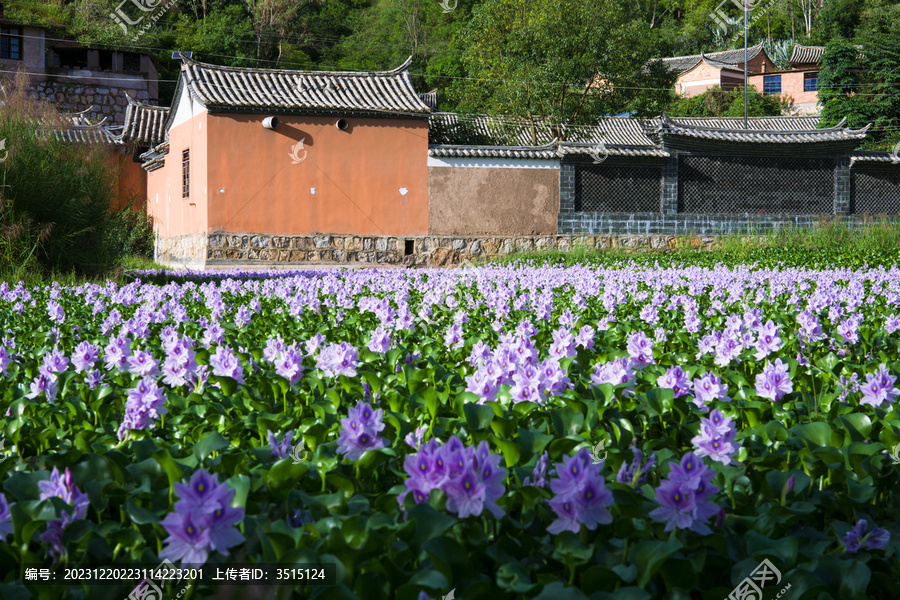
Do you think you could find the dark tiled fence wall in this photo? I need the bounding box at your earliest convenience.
[559,153,897,235]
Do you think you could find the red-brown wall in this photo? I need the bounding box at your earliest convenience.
[145,113,209,239]
[205,114,429,236]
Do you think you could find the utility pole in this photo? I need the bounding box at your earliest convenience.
[744,0,748,128]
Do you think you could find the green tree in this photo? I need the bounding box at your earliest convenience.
[448,0,675,140]
[666,85,791,116]
[817,39,869,129]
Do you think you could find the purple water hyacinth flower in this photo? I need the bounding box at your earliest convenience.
[657,366,691,398]
[42,348,69,374]
[209,345,245,385]
[591,357,636,397]
[404,425,426,450]
[84,369,103,389]
[549,328,577,360]
[467,340,492,367]
[26,373,58,402]
[305,333,326,356]
[201,323,225,349]
[754,320,783,360]
[38,467,90,558]
[443,323,464,350]
[103,335,131,371]
[162,356,191,388]
[46,300,65,323]
[118,376,168,440]
[337,401,386,461]
[0,493,13,540]
[509,373,546,405]
[650,453,719,535]
[691,409,741,466]
[885,314,900,334]
[691,372,731,411]
[575,325,595,349]
[796,310,823,342]
[158,512,213,564]
[523,452,549,488]
[268,430,295,459]
[539,358,571,396]
[367,327,392,353]
[859,364,899,407]
[317,342,359,378]
[755,359,792,401]
[263,335,286,364]
[844,519,891,553]
[617,445,655,488]
[626,331,655,369]
[127,349,160,377]
[0,347,11,375]
[234,306,252,329]
[546,448,613,534]
[71,342,100,373]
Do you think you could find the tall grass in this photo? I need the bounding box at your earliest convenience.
[0,69,154,283]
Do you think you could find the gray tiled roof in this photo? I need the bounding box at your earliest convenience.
[429,114,655,147]
[653,114,870,142]
[698,54,744,72]
[178,55,432,116]
[51,125,122,145]
[655,43,766,74]
[556,142,670,158]
[418,89,438,110]
[646,116,821,130]
[789,45,824,65]
[850,151,900,165]
[429,141,559,159]
[119,94,169,145]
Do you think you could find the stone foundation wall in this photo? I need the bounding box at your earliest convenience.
[163,232,719,269]
[28,83,152,127]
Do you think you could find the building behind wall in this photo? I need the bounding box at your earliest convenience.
[0,2,158,126]
[141,55,432,268]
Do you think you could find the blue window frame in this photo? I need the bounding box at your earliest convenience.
[0,27,21,60]
[763,75,781,95]
[803,72,820,92]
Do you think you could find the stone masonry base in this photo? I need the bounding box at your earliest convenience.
[154,232,730,269]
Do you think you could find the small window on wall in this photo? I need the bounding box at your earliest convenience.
[0,27,22,60]
[803,72,820,92]
[182,149,190,198]
[763,75,781,95]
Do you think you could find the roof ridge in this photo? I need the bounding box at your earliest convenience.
[180,53,414,78]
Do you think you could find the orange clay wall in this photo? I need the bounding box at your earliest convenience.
[113,152,147,213]
[204,113,429,237]
[145,113,210,239]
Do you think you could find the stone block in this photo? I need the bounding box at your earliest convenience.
[277,250,291,262]
[469,240,482,255]
[259,249,276,261]
[375,237,388,251]
[481,239,499,255]
[452,239,466,251]
[289,250,306,261]
[501,239,514,254]
[332,250,347,262]
[332,237,345,249]
[247,249,259,260]
[271,236,291,248]
[363,238,374,251]
[313,235,330,249]
[250,235,270,248]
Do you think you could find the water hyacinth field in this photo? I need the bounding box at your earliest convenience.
[0,263,899,600]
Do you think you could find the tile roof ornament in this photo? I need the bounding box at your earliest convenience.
[117,93,169,146]
[652,113,871,143]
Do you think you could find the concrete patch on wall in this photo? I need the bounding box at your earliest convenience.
[428,166,559,236]
[155,234,209,269]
